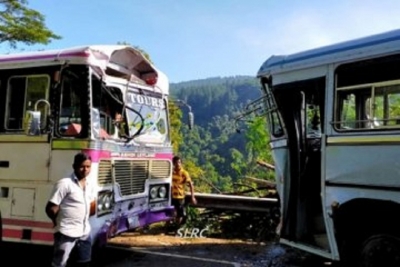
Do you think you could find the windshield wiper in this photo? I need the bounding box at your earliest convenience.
[124,105,145,142]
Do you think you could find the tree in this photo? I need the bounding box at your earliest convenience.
[244,116,273,180]
[0,0,61,48]
[230,116,273,187]
[168,99,183,153]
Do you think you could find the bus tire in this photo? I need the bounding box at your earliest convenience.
[360,234,400,267]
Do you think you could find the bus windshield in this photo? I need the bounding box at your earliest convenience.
[125,91,169,144]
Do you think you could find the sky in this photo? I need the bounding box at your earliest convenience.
[3,0,400,83]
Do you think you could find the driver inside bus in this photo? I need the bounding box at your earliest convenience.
[102,98,126,138]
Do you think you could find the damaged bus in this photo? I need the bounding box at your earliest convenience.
[0,45,181,247]
[257,29,400,266]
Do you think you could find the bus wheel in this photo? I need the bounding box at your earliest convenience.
[360,234,400,267]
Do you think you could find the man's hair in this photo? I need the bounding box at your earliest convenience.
[172,156,181,164]
[73,152,92,166]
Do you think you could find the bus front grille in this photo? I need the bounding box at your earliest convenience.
[98,160,112,185]
[97,159,172,197]
[150,160,171,179]
[114,160,149,195]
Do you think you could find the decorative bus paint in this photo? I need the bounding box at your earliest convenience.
[256,28,400,266]
[0,45,174,247]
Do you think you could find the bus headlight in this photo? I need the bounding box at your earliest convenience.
[150,186,158,199]
[97,190,114,215]
[104,195,111,209]
[158,186,167,198]
[149,184,169,202]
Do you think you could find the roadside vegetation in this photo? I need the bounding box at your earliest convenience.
[168,80,280,242]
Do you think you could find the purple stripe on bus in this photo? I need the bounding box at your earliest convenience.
[0,51,89,63]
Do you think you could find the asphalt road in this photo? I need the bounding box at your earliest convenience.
[0,242,239,267]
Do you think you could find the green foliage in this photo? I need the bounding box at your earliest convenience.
[230,148,246,177]
[171,76,261,128]
[0,0,61,48]
[184,206,206,228]
[170,76,273,193]
[244,116,273,180]
[229,116,274,196]
[168,99,183,153]
[167,77,279,241]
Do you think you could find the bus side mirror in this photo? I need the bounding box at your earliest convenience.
[24,110,42,136]
[188,111,194,130]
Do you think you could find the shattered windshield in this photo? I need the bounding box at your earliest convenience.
[125,91,169,144]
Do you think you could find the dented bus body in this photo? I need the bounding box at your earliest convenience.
[257,29,400,266]
[0,45,174,246]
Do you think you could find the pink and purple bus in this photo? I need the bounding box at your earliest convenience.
[0,45,177,247]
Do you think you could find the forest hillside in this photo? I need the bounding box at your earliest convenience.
[169,76,274,193]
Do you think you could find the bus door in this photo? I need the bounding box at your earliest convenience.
[0,74,52,234]
[264,77,327,250]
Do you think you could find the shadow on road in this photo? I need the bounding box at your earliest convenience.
[0,242,139,267]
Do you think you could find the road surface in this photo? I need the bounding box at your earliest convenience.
[1,241,239,267]
[1,235,332,267]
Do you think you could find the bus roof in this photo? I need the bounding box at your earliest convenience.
[0,45,168,94]
[257,28,400,78]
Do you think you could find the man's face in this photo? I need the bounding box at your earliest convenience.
[74,159,92,179]
[174,159,182,171]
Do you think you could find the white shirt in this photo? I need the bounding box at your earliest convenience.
[49,173,95,238]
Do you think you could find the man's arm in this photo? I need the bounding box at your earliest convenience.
[45,201,60,227]
[89,183,97,216]
[188,181,197,205]
[89,200,96,216]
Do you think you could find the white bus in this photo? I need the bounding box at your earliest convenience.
[256,29,400,266]
[0,45,178,247]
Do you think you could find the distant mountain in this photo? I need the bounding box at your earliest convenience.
[170,75,255,90]
[170,76,261,128]
[169,76,264,191]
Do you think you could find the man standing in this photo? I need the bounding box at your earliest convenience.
[171,156,197,227]
[45,152,96,267]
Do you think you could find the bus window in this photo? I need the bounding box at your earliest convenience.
[262,83,284,138]
[59,73,83,136]
[270,111,284,137]
[337,92,357,129]
[306,104,321,137]
[91,78,126,139]
[335,82,400,130]
[375,84,400,126]
[6,75,49,130]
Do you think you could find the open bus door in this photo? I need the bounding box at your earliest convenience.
[262,77,330,254]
